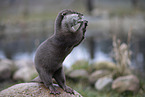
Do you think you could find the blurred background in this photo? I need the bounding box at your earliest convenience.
[0,0,145,97]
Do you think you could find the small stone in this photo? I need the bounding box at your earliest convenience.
[68,69,88,79]
[89,70,111,84]
[95,76,113,91]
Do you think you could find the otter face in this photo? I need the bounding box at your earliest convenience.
[62,13,84,32]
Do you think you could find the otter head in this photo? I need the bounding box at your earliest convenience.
[61,13,84,33]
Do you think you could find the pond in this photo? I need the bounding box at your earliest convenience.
[0,35,112,68]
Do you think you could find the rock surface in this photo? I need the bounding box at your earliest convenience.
[112,75,140,93]
[95,77,113,91]
[0,83,82,97]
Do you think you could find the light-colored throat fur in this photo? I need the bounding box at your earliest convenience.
[61,14,83,33]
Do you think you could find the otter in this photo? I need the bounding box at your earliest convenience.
[33,9,88,95]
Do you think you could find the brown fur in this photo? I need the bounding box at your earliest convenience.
[33,9,88,95]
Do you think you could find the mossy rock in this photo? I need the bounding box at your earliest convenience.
[93,61,117,71]
[71,60,90,71]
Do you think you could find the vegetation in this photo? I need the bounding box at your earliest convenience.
[67,79,145,97]
[1,78,144,97]
[71,60,91,72]
[67,29,145,97]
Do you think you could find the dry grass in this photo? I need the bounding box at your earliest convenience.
[112,27,132,76]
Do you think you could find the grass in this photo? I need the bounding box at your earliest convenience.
[66,79,145,97]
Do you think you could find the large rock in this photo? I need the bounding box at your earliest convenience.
[95,77,113,91]
[89,70,111,84]
[68,69,88,79]
[0,83,82,97]
[0,59,15,81]
[112,75,140,93]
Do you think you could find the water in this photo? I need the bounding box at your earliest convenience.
[0,41,112,68]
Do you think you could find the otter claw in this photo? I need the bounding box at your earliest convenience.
[64,87,74,94]
[50,90,61,95]
[84,20,88,26]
